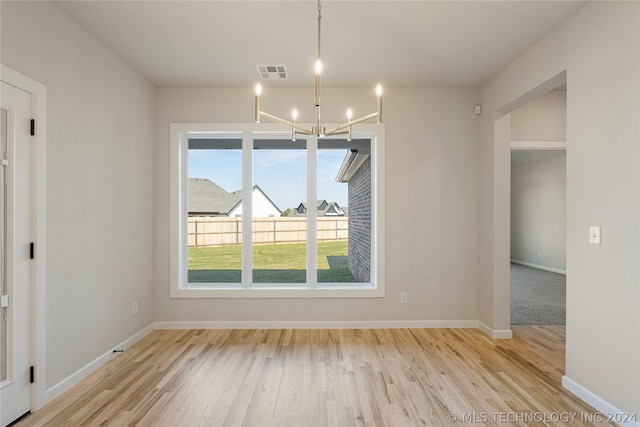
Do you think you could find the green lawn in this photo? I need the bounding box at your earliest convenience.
[188,241,357,283]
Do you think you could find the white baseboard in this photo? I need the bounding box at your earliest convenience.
[562,376,640,427]
[511,259,566,275]
[478,321,513,339]
[154,319,480,330]
[44,323,155,403]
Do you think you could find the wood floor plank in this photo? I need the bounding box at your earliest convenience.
[16,326,614,426]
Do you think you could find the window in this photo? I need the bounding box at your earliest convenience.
[170,123,385,298]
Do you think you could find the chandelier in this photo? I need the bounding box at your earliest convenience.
[254,0,383,141]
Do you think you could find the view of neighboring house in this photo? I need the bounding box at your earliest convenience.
[288,200,347,217]
[189,178,281,217]
[336,149,371,283]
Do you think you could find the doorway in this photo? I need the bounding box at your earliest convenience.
[508,86,567,327]
[510,149,566,325]
[491,71,567,336]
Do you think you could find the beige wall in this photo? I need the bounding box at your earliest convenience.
[511,152,566,271]
[511,90,566,142]
[1,1,156,388]
[480,1,639,415]
[154,88,482,322]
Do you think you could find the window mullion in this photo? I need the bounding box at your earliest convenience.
[307,137,318,288]
[180,133,189,288]
[241,132,253,288]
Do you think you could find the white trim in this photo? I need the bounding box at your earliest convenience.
[510,140,567,150]
[562,376,640,427]
[241,132,252,288]
[155,320,480,330]
[307,137,317,287]
[479,321,513,339]
[44,324,155,404]
[164,285,385,299]
[511,259,567,275]
[1,65,48,410]
[373,129,385,297]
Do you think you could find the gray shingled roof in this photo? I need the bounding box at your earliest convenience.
[289,200,346,217]
[188,178,241,215]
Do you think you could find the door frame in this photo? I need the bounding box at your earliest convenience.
[1,65,47,410]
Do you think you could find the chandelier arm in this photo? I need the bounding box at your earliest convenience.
[259,111,313,135]
[325,112,379,135]
[324,130,349,136]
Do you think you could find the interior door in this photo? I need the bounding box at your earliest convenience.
[0,81,33,426]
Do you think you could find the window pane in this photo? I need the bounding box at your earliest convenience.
[253,140,307,283]
[187,140,242,283]
[318,140,371,283]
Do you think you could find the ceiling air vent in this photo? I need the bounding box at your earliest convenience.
[256,65,288,80]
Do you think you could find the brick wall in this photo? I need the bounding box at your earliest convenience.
[347,157,371,282]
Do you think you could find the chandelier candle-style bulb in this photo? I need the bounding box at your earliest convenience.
[291,108,299,141]
[376,83,383,123]
[255,83,262,123]
[347,108,353,141]
[314,60,322,107]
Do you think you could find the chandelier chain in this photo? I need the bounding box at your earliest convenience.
[317,0,322,60]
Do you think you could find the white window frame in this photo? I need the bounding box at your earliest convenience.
[170,122,385,298]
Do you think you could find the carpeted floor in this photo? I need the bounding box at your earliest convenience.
[511,263,566,325]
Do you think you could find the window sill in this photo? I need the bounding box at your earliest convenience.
[170,283,384,299]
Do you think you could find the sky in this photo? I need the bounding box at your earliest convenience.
[188,148,349,211]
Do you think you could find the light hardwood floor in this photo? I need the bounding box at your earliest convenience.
[16,326,611,426]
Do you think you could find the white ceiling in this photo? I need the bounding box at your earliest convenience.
[54,1,586,89]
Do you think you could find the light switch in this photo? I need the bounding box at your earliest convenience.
[589,226,601,245]
[0,295,8,308]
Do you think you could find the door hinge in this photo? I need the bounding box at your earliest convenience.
[30,242,35,259]
[30,366,35,384]
[30,119,36,136]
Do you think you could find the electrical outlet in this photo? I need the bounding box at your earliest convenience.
[400,292,408,304]
[589,226,601,245]
[132,301,138,315]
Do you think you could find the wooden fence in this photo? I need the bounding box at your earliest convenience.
[188,216,348,247]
